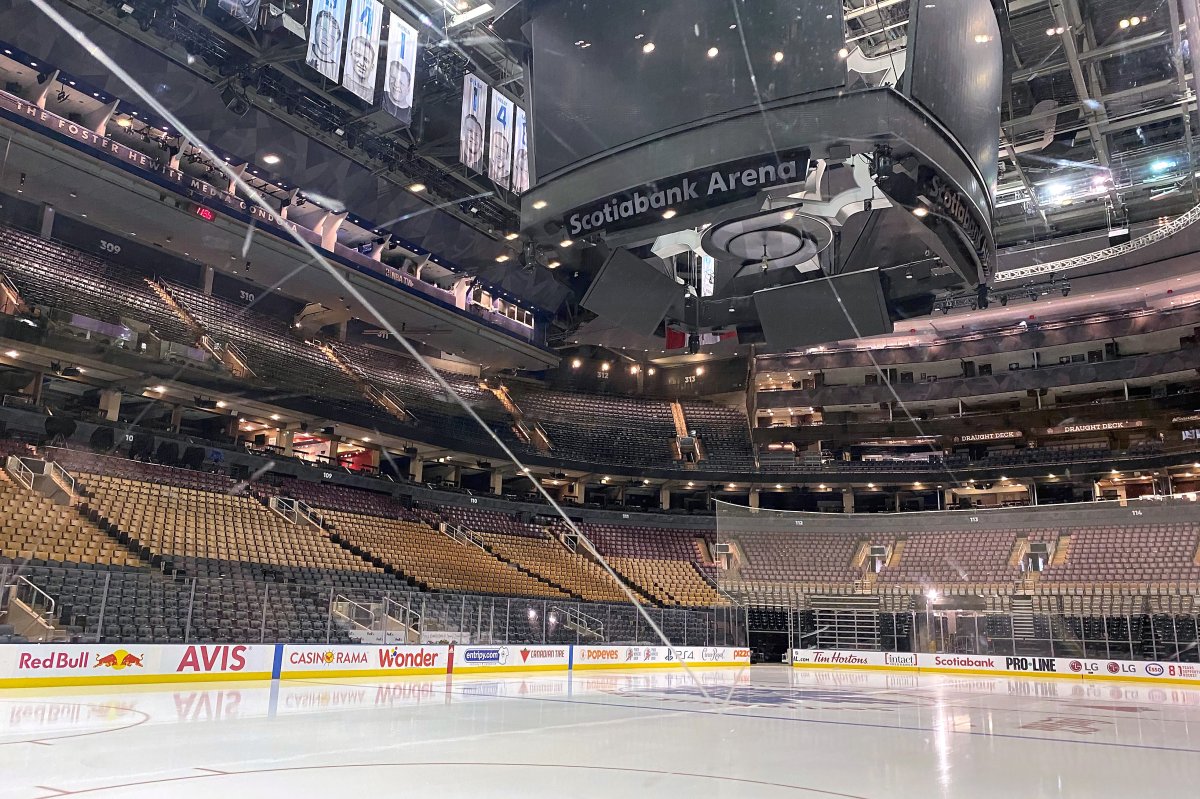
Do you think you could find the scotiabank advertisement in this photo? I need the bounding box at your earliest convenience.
[453,645,569,674]
[280,645,449,679]
[0,644,274,687]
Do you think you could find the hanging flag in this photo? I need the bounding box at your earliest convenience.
[342,0,383,103]
[460,73,487,173]
[306,0,349,82]
[218,0,261,29]
[382,14,418,124]
[512,105,530,194]
[488,89,515,190]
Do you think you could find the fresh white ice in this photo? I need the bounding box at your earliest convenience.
[1,665,1199,798]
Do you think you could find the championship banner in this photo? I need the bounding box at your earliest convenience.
[342,0,383,103]
[382,14,418,124]
[488,89,515,190]
[306,0,349,82]
[218,0,261,29]
[512,105,530,194]
[460,72,487,174]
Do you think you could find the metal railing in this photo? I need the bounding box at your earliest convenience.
[47,460,75,497]
[5,455,33,490]
[0,564,743,647]
[439,521,488,553]
[771,608,1200,663]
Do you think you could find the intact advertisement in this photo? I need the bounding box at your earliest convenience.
[460,73,488,173]
[0,644,275,687]
[280,645,449,679]
[487,89,515,191]
[341,0,384,103]
[511,105,530,194]
[306,0,349,82]
[453,645,569,674]
[382,14,418,124]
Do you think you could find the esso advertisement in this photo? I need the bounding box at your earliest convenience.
[0,644,273,686]
[1135,661,1200,682]
[280,645,448,678]
[453,645,569,673]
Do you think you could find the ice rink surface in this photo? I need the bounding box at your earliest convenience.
[1,665,1199,798]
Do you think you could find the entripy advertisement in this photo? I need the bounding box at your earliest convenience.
[0,645,275,688]
[280,645,448,679]
[453,645,569,674]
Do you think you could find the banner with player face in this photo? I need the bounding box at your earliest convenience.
[382,14,418,125]
[342,0,383,102]
[512,105,529,194]
[306,0,349,82]
[488,89,515,190]
[460,73,487,174]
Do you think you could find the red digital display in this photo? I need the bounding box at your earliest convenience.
[194,206,216,222]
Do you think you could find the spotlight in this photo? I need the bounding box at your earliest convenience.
[707,46,719,58]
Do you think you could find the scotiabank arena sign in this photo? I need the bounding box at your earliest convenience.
[280,645,448,679]
[0,644,274,687]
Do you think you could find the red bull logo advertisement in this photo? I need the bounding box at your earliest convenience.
[95,650,144,670]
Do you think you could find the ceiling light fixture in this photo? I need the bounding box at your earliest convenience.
[408,182,426,193]
[262,153,281,165]
[532,199,548,210]
[643,42,655,53]
[450,3,493,27]
[707,46,719,58]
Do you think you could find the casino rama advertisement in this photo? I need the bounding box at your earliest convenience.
[452,645,569,674]
[791,650,1200,684]
[280,645,449,679]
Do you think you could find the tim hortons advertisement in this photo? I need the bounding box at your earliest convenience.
[791,650,903,669]
[453,645,569,674]
[0,644,274,687]
[280,645,448,678]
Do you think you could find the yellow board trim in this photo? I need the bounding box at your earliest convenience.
[452,663,568,674]
[280,667,447,680]
[791,662,920,673]
[574,661,747,670]
[0,671,273,689]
